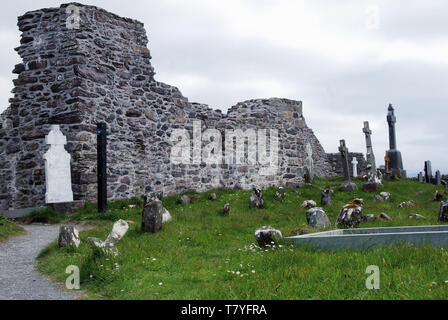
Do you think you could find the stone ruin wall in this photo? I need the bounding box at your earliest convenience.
[0,3,334,210]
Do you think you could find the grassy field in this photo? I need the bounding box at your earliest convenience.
[0,215,26,244]
[36,177,448,299]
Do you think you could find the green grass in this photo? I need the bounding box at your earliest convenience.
[0,215,26,244]
[37,177,448,299]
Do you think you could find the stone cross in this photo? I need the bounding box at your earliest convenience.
[339,140,351,183]
[363,121,377,171]
[351,157,358,177]
[44,125,73,204]
[304,143,314,183]
[424,160,432,183]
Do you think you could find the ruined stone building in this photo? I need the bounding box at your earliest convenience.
[0,3,335,210]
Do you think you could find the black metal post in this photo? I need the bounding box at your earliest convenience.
[97,122,107,213]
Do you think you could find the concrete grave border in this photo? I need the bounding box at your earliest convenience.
[284,225,448,250]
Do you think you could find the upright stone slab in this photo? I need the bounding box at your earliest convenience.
[44,125,73,204]
[338,140,357,191]
[351,157,358,177]
[321,188,333,206]
[424,161,433,183]
[304,143,314,183]
[386,104,406,178]
[142,199,163,233]
[435,170,441,185]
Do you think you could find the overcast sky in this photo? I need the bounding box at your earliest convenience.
[1,0,447,176]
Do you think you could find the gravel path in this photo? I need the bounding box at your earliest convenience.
[0,223,82,300]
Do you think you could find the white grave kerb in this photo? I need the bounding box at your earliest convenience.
[44,125,73,204]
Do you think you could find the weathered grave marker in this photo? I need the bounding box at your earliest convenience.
[339,140,357,191]
[362,121,383,192]
[424,160,432,184]
[44,125,73,204]
[435,170,441,185]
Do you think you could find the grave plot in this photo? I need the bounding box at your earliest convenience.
[285,225,448,250]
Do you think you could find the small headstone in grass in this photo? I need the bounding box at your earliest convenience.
[162,208,172,223]
[437,200,448,222]
[254,226,282,247]
[321,188,333,206]
[142,199,163,233]
[87,219,129,256]
[362,214,375,222]
[105,219,129,245]
[378,212,392,221]
[434,190,444,202]
[58,225,80,248]
[301,200,316,209]
[380,192,391,201]
[178,195,191,204]
[398,200,417,209]
[306,207,331,228]
[223,203,230,215]
[275,186,285,199]
[372,194,383,202]
[208,193,217,201]
[336,198,365,228]
[249,188,264,209]
[408,214,426,220]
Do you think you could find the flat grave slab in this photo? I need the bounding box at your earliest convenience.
[284,225,448,250]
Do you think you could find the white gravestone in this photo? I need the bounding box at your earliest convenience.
[44,125,73,204]
[352,157,358,177]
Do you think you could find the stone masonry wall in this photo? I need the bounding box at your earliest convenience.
[0,3,333,210]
